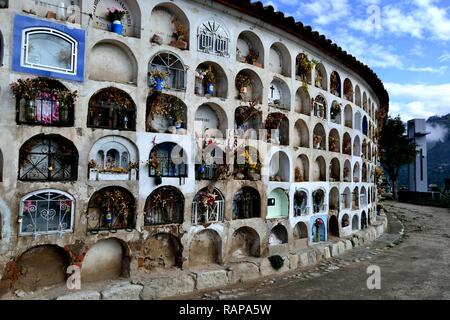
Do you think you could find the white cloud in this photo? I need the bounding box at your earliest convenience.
[426,124,448,143]
[386,82,450,120]
[439,53,450,63]
[296,0,351,26]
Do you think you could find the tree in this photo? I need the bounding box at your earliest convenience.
[379,115,417,200]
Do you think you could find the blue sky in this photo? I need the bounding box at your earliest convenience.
[260,0,450,124]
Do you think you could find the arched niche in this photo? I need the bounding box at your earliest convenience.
[295,53,313,83]
[89,40,138,84]
[362,163,368,183]
[355,85,362,107]
[343,132,352,155]
[265,113,289,146]
[14,245,70,291]
[328,128,340,153]
[82,238,129,282]
[295,87,311,115]
[313,123,326,150]
[353,136,361,157]
[86,187,135,233]
[194,103,228,137]
[330,71,341,97]
[236,31,264,67]
[363,92,368,110]
[353,162,361,183]
[234,146,261,181]
[362,139,368,159]
[311,217,326,242]
[329,187,340,213]
[267,188,289,219]
[352,215,359,231]
[330,101,342,124]
[294,189,308,216]
[88,136,138,181]
[195,62,228,98]
[230,227,260,258]
[192,187,225,224]
[196,144,227,181]
[344,104,353,128]
[197,18,230,56]
[269,224,288,245]
[0,29,4,66]
[330,158,340,182]
[342,187,351,209]
[0,148,3,182]
[294,119,310,148]
[149,3,190,50]
[313,156,326,182]
[295,155,309,182]
[361,211,368,229]
[19,134,78,182]
[232,187,261,219]
[352,187,360,210]
[149,51,187,91]
[269,42,291,77]
[88,87,136,131]
[361,187,367,207]
[268,77,290,110]
[314,63,327,90]
[341,213,350,228]
[329,215,339,238]
[269,151,290,182]
[343,160,352,182]
[235,69,263,103]
[313,95,327,120]
[355,111,362,131]
[142,233,182,270]
[92,0,141,38]
[146,93,187,134]
[343,78,353,101]
[362,116,368,136]
[189,229,222,266]
[144,186,184,225]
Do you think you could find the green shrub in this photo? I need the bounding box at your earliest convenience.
[268,255,284,270]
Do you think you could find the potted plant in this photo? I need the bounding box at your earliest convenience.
[331,101,341,120]
[54,89,78,123]
[296,54,318,84]
[10,78,37,121]
[245,48,261,67]
[235,73,252,98]
[106,6,126,35]
[149,69,170,92]
[170,19,188,50]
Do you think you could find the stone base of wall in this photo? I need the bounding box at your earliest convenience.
[48,214,389,300]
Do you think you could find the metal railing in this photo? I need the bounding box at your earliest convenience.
[294,206,310,217]
[191,200,224,224]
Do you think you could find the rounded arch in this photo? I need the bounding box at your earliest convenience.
[88,87,136,131]
[352,215,359,231]
[230,226,260,258]
[341,213,350,228]
[266,113,289,145]
[313,156,326,182]
[312,189,326,213]
[330,158,341,182]
[149,51,187,90]
[149,2,190,49]
[268,77,291,110]
[294,119,310,148]
[343,160,352,182]
[311,217,326,242]
[329,215,339,237]
[362,116,368,136]
[236,30,264,67]
[295,87,311,115]
[14,245,70,291]
[362,163,368,183]
[234,105,262,137]
[329,128,340,153]
[353,135,361,157]
[232,187,261,219]
[142,233,183,270]
[313,123,326,150]
[144,186,184,225]
[189,229,222,266]
[92,0,141,37]
[82,238,130,282]
[194,102,228,137]
[195,61,228,98]
[234,146,262,180]
[19,134,79,182]
[353,162,361,183]
[235,68,263,103]
[269,224,288,245]
[355,111,362,131]
[269,42,291,77]
[352,187,360,210]
[295,53,313,83]
[89,40,138,84]
[355,85,362,107]
[269,152,290,182]
[86,186,135,233]
[313,94,327,120]
[329,187,340,212]
[146,93,187,133]
[363,92,368,110]
[343,132,352,155]
[294,222,308,239]
[314,63,327,90]
[192,187,225,224]
[344,104,353,128]
[344,78,353,101]
[267,188,289,218]
[331,101,342,124]
[294,189,308,216]
[330,71,342,97]
[295,154,309,182]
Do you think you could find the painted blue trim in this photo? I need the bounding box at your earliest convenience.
[12,14,85,82]
[310,214,328,243]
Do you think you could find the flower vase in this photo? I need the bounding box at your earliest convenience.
[153,77,165,92]
[175,121,182,129]
[25,100,36,122]
[59,104,68,123]
[206,82,214,95]
[105,210,114,226]
[111,20,123,35]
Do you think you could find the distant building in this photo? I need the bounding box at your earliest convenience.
[407,119,429,192]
